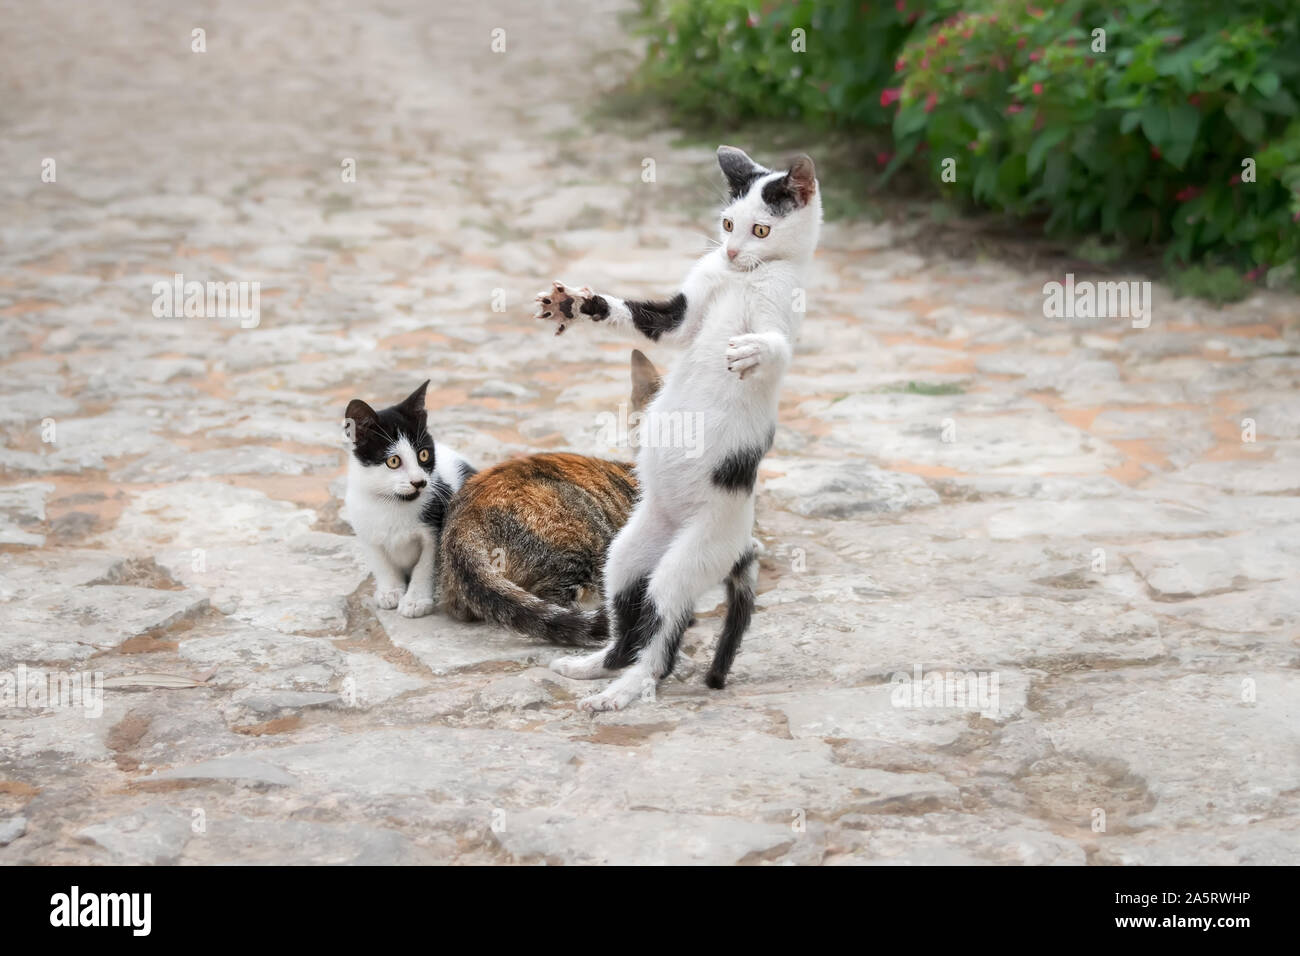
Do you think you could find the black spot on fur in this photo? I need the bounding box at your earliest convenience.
[760,155,817,216]
[626,294,686,341]
[706,548,757,689]
[760,176,800,216]
[419,479,455,538]
[710,426,775,493]
[579,294,610,320]
[457,460,478,485]
[603,576,650,670]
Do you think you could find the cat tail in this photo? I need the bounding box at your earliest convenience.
[446,542,607,647]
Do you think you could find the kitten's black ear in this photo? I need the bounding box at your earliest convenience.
[629,349,662,412]
[345,399,378,434]
[717,145,765,200]
[399,380,430,413]
[786,154,817,206]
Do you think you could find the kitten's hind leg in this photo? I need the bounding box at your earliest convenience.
[580,511,748,712]
[705,545,758,689]
[549,503,671,680]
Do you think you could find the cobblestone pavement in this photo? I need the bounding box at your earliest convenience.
[2,0,1298,865]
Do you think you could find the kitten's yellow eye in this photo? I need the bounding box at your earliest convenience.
[386,455,401,469]
[418,449,430,463]
[752,223,770,238]
[722,218,734,232]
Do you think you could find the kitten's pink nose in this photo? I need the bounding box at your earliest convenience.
[727,247,738,260]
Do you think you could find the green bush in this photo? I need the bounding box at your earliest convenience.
[634,0,1300,275]
[890,0,1300,270]
[634,0,937,129]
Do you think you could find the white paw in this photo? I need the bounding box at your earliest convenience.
[550,649,614,680]
[577,672,655,712]
[725,335,763,378]
[375,587,403,610]
[398,594,435,618]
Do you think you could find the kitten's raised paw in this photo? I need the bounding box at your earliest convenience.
[375,587,404,610]
[533,280,598,335]
[398,594,435,618]
[725,334,764,379]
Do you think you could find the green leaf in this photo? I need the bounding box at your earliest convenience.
[1120,110,1142,134]
[1254,73,1280,98]
[1140,103,1169,145]
[1164,102,1201,169]
[1225,99,1265,142]
[1027,127,1069,175]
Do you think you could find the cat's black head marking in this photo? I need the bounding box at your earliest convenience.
[760,154,817,215]
[345,380,436,470]
[717,145,766,201]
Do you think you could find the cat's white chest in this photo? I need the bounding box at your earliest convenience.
[345,491,427,565]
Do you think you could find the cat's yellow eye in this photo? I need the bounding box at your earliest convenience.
[722,218,734,232]
[752,223,771,238]
[386,455,401,469]
[418,449,430,463]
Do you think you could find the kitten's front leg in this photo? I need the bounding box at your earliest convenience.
[726,331,791,381]
[365,544,408,610]
[398,535,437,618]
[533,277,703,344]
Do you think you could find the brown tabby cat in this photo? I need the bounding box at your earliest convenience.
[438,351,662,644]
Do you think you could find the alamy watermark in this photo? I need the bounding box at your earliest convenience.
[152,273,260,328]
[596,404,704,458]
[890,664,1000,719]
[1043,273,1150,328]
[1,665,104,718]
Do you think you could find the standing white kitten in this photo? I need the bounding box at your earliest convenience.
[343,381,474,618]
[535,146,821,710]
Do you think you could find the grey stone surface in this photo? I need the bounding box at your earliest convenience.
[1,0,1296,865]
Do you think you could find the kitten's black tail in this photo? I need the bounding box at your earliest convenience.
[446,542,606,647]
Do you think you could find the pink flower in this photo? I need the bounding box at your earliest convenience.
[876,151,893,166]
[1032,82,1043,95]
[1245,267,1263,282]
[1017,37,1027,49]
[1175,186,1201,202]
[880,87,902,107]
[1006,103,1024,114]
[1150,146,1162,160]
[937,35,948,46]
[747,13,758,27]
[1030,49,1043,61]
[895,0,904,9]
[924,91,938,113]
[896,57,906,72]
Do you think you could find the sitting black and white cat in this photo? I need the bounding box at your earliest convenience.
[343,381,474,618]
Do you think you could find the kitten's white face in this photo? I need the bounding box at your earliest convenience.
[344,382,439,505]
[352,435,431,503]
[716,147,821,272]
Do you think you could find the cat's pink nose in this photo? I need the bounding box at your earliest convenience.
[726,247,738,260]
